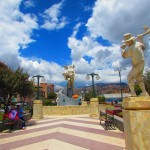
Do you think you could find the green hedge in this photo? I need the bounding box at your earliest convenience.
[43,99,57,106]
[0,113,3,121]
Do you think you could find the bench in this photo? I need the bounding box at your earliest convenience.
[99,111,115,130]
[0,116,22,133]
[0,119,15,133]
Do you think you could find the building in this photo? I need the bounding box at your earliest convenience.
[34,83,55,99]
[102,93,130,102]
[47,83,54,93]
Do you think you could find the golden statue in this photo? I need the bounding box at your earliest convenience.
[63,65,75,97]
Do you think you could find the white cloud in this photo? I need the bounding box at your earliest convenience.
[72,23,82,37]
[67,0,150,85]
[86,0,150,42]
[96,68,128,83]
[0,0,38,68]
[84,6,92,12]
[68,32,122,70]
[1,0,150,88]
[20,57,65,84]
[0,0,65,85]
[68,31,127,83]
[23,0,35,8]
[41,1,68,30]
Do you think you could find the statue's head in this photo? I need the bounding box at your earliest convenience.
[64,64,75,71]
[122,33,135,46]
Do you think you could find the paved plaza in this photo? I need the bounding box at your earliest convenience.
[0,115,125,150]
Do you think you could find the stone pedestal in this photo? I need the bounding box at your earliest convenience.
[122,96,150,150]
[32,100,43,119]
[82,101,88,106]
[90,98,99,118]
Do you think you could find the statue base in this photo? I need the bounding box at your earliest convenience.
[122,96,150,150]
[89,98,99,118]
[32,100,43,119]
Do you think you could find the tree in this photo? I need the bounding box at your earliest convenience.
[0,66,34,112]
[134,84,142,96]
[144,69,150,95]
[133,69,150,96]
[97,96,106,103]
[17,70,34,102]
[84,91,93,101]
[47,92,57,100]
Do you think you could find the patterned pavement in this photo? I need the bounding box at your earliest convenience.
[0,115,125,150]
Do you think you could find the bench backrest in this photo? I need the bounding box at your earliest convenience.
[106,114,114,120]
[100,111,106,117]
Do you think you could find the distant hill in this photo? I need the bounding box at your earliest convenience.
[74,82,129,95]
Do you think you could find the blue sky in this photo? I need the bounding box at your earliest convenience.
[0,0,150,88]
[19,0,95,66]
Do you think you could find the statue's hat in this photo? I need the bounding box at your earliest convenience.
[122,33,135,42]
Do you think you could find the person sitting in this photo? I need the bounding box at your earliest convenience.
[16,103,26,130]
[8,104,20,130]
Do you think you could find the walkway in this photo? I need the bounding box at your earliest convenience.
[0,115,125,150]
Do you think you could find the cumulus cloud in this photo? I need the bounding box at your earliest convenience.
[86,0,150,42]
[0,0,38,68]
[41,0,68,30]
[68,30,127,83]
[1,0,150,87]
[20,57,65,84]
[23,0,35,8]
[67,0,150,84]
[0,0,65,85]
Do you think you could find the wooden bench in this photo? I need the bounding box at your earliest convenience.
[0,117,22,133]
[99,111,115,130]
[0,119,15,133]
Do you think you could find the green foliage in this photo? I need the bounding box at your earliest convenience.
[84,91,93,101]
[43,99,57,106]
[106,105,115,109]
[18,72,34,100]
[144,69,150,95]
[24,105,32,110]
[0,66,34,111]
[134,84,142,96]
[0,112,3,121]
[97,96,106,103]
[47,92,57,100]
[132,69,150,96]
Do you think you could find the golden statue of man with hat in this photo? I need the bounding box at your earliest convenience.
[121,25,150,97]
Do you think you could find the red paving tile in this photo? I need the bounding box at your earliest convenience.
[0,132,124,150]
[0,116,125,150]
[61,123,125,139]
[56,132,124,150]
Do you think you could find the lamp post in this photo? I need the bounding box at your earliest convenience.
[115,68,126,100]
[80,90,89,100]
[86,73,100,97]
[96,84,102,96]
[33,75,44,100]
[80,90,84,99]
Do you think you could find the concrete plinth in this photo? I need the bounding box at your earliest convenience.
[122,96,150,150]
[82,101,88,106]
[90,98,99,118]
[32,100,43,119]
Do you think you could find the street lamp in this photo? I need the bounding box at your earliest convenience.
[33,75,44,100]
[86,73,100,97]
[115,68,126,100]
[80,90,84,99]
